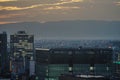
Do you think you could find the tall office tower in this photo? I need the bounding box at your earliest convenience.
[35,48,50,80]
[10,31,34,77]
[115,49,120,74]
[115,53,120,75]
[0,32,8,74]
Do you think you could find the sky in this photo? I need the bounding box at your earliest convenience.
[0,0,120,40]
[0,0,120,24]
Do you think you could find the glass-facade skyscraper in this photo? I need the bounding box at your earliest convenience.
[36,48,113,80]
[0,32,8,74]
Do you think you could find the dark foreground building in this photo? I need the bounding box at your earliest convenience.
[0,32,8,74]
[35,48,49,80]
[59,74,109,80]
[36,48,114,80]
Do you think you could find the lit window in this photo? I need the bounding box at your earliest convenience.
[46,69,48,73]
[14,43,18,46]
[25,40,28,42]
[68,51,72,55]
[27,52,33,55]
[14,52,18,56]
[28,43,33,49]
[106,67,109,71]
[69,67,72,71]
[18,49,22,52]
[90,66,94,71]
[30,56,33,60]
[19,40,22,43]
[22,51,25,53]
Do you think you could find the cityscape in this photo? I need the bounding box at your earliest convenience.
[0,0,120,80]
[0,31,120,80]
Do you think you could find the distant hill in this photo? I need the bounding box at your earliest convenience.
[0,20,120,40]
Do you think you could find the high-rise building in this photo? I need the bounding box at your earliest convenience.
[0,32,8,74]
[117,53,120,73]
[36,48,114,80]
[114,48,120,75]
[10,31,34,77]
[35,48,49,80]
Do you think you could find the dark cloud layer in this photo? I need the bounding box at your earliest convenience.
[0,0,120,24]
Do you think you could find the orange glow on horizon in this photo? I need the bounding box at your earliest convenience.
[0,14,25,18]
[0,0,17,2]
[0,21,17,24]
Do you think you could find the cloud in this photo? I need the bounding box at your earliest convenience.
[56,0,83,5]
[0,13,25,18]
[0,0,83,11]
[2,0,119,24]
[0,6,24,10]
[0,0,17,2]
[0,21,17,24]
[44,6,80,10]
[115,1,120,6]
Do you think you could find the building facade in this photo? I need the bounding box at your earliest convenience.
[10,31,34,78]
[35,48,49,80]
[59,74,108,80]
[0,32,8,74]
[36,48,114,80]
[114,48,120,75]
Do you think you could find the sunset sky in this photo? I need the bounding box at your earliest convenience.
[0,0,120,24]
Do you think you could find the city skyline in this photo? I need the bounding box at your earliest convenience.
[0,1,120,79]
[0,0,120,24]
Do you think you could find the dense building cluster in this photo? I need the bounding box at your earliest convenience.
[0,31,120,80]
[36,48,114,80]
[0,31,35,80]
[35,39,120,48]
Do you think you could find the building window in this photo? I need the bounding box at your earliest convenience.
[46,69,48,73]
[14,43,18,46]
[90,66,94,71]
[46,73,48,76]
[118,54,120,61]
[54,51,60,54]
[75,51,80,54]
[19,40,22,43]
[68,51,72,55]
[69,67,72,71]
[106,67,109,71]
[14,52,19,56]
[24,40,28,42]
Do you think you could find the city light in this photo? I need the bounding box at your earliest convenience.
[113,61,120,64]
